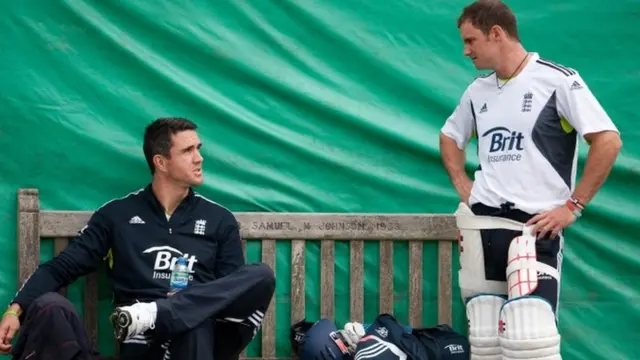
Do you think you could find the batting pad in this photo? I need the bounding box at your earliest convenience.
[499,297,561,360]
[466,294,505,360]
[455,202,524,301]
[506,228,560,299]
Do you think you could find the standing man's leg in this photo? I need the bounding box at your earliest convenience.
[456,202,515,360]
[499,222,563,360]
[458,202,564,360]
[111,263,276,359]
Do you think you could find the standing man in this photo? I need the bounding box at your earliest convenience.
[0,117,276,360]
[439,1,622,359]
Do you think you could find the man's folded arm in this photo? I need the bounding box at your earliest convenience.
[213,212,245,279]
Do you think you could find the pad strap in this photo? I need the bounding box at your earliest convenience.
[456,214,524,232]
[504,262,561,282]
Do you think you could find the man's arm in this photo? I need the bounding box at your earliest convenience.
[10,209,113,313]
[556,72,622,207]
[527,72,622,238]
[214,211,245,278]
[440,134,474,204]
[440,87,476,204]
[572,131,621,206]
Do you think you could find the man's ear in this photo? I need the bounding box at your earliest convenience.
[153,154,167,173]
[489,25,503,41]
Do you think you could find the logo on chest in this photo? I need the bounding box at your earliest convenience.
[194,219,206,235]
[482,127,525,163]
[521,92,533,112]
[142,246,199,281]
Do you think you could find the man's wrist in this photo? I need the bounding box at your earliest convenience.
[3,310,19,318]
[565,197,584,218]
[5,303,23,317]
[570,194,587,208]
[452,174,471,195]
[451,173,470,185]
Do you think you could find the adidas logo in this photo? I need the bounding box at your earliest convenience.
[479,103,488,113]
[129,216,145,224]
[570,81,582,90]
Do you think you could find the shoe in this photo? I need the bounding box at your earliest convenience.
[110,301,157,341]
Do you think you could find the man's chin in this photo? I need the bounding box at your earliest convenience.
[472,61,488,70]
[190,177,204,187]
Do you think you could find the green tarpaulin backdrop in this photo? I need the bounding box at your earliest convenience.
[1,1,638,358]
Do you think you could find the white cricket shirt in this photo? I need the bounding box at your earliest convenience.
[441,52,619,214]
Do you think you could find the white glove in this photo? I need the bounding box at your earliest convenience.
[339,322,366,354]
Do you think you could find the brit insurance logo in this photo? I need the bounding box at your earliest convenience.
[482,126,525,163]
[142,246,198,280]
[444,344,465,355]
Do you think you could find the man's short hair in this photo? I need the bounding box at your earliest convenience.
[457,0,520,41]
[143,117,198,174]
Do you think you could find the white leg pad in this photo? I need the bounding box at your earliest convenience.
[499,297,562,360]
[466,294,506,360]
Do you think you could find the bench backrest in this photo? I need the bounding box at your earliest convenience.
[16,188,458,359]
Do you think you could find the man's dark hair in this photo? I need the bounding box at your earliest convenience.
[143,117,198,174]
[457,0,520,41]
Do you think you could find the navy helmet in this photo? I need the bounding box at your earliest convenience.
[290,318,351,360]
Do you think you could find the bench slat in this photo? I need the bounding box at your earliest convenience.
[349,240,364,323]
[40,211,457,240]
[17,189,40,286]
[290,240,305,323]
[438,241,453,325]
[261,240,277,359]
[84,272,99,351]
[408,240,423,327]
[54,237,69,297]
[320,240,335,319]
[379,241,394,314]
[242,237,247,261]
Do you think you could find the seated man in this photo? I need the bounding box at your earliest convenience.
[0,117,276,360]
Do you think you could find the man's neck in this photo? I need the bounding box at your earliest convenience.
[494,44,529,80]
[151,177,190,216]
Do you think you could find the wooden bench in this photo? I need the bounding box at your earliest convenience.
[16,188,459,359]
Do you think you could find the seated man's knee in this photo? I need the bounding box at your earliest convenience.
[30,292,75,313]
[249,263,276,287]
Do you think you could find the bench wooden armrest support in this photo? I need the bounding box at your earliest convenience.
[16,188,459,359]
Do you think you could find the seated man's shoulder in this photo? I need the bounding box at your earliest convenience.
[192,192,236,220]
[93,187,146,217]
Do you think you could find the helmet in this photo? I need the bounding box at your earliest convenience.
[290,318,351,360]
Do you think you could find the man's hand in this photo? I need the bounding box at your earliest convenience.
[0,308,21,354]
[526,205,576,240]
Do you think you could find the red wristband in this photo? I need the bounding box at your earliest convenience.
[569,196,585,210]
[566,198,583,217]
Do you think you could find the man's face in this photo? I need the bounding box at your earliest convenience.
[459,21,499,70]
[162,130,204,187]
